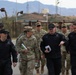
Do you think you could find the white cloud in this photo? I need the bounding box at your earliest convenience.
[8,0,34,3]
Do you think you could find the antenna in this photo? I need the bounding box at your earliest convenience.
[26,0,29,13]
[55,0,59,15]
[16,0,17,21]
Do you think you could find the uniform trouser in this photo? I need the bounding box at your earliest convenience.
[35,51,46,70]
[70,55,76,75]
[19,60,35,75]
[46,57,61,75]
[66,53,70,70]
[0,61,12,75]
[41,57,46,67]
[61,51,70,73]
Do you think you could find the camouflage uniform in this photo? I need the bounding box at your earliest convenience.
[15,26,31,74]
[16,28,38,75]
[34,28,47,74]
[60,30,70,75]
[56,27,61,33]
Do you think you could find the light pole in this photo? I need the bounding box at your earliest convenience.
[16,0,17,22]
[0,8,7,19]
[56,0,59,15]
[16,11,23,22]
[26,0,29,13]
[17,11,23,16]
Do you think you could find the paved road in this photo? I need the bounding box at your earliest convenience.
[13,62,48,75]
[12,39,71,75]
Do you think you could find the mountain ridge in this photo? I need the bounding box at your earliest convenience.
[0,1,76,16]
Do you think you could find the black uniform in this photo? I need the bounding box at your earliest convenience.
[67,32,76,75]
[0,39,17,75]
[40,32,66,75]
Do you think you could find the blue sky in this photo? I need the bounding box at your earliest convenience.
[7,0,76,8]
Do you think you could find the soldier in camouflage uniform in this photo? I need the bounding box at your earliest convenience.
[69,24,74,32]
[16,26,38,75]
[34,22,47,75]
[60,25,70,75]
[16,26,34,74]
[56,22,63,33]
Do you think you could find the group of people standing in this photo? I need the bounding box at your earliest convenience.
[0,21,76,75]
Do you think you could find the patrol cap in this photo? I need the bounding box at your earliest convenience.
[35,22,41,27]
[0,29,9,34]
[48,23,55,30]
[0,23,4,28]
[61,25,67,28]
[24,26,33,32]
[23,26,31,32]
[58,22,63,24]
[73,22,76,25]
[24,26,31,30]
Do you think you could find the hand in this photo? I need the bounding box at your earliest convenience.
[24,50,29,53]
[41,54,45,59]
[22,49,29,54]
[59,41,65,46]
[13,62,17,67]
[45,49,50,53]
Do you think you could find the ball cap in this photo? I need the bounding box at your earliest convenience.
[24,26,33,32]
[48,23,55,30]
[36,22,41,27]
[61,25,67,28]
[0,29,9,34]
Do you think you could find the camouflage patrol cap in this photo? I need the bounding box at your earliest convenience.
[58,22,63,25]
[24,26,30,31]
[73,22,76,25]
[35,22,41,27]
[24,26,33,32]
[61,25,67,28]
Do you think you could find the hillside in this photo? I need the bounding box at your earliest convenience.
[0,1,76,16]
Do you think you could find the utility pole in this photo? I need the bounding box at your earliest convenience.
[26,0,29,13]
[56,0,59,15]
[16,0,17,22]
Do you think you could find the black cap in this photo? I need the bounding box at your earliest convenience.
[48,23,55,30]
[0,23,4,28]
[0,29,9,34]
